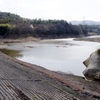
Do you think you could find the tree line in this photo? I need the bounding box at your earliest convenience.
[86,25,100,34]
[0,12,88,39]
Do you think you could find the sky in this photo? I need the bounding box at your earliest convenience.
[0,0,100,21]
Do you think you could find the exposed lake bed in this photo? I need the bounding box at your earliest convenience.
[1,36,100,76]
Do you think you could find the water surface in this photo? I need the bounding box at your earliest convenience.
[1,37,100,76]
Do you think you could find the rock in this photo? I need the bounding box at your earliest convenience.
[83,49,100,80]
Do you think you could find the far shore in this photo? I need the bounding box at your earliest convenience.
[0,37,40,45]
[74,35,100,43]
[0,35,100,45]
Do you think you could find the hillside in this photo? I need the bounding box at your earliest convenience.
[0,12,22,23]
[0,12,88,39]
[70,20,100,25]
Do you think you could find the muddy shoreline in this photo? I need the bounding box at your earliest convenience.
[0,37,40,45]
[0,37,100,99]
[74,36,100,43]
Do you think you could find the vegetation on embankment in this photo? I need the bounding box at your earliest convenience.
[0,12,88,39]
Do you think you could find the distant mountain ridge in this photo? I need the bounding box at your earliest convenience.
[69,20,100,25]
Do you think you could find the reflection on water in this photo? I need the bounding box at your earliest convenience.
[0,49,22,57]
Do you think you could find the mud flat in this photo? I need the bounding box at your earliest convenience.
[0,48,100,100]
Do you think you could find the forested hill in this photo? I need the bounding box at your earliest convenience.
[0,12,88,39]
[0,12,22,23]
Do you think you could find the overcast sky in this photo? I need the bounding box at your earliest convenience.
[0,0,100,21]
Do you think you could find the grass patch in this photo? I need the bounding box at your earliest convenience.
[0,48,22,57]
[97,49,100,55]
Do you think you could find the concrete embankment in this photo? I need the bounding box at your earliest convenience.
[0,50,100,100]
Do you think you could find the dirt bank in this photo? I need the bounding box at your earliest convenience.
[0,47,100,100]
[74,36,100,43]
[0,37,40,45]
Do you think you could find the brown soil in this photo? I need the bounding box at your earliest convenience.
[0,37,40,44]
[0,37,100,100]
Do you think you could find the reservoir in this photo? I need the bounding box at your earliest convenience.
[1,36,100,76]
